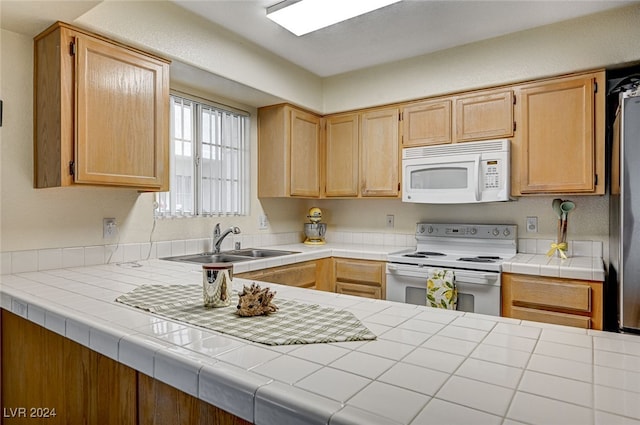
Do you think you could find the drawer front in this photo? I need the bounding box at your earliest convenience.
[263,263,316,288]
[511,278,591,312]
[336,282,382,299]
[511,306,592,329]
[335,259,383,285]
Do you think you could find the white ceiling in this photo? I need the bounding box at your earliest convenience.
[170,0,637,77]
[1,1,637,78]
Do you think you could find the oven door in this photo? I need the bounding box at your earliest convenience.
[386,263,501,316]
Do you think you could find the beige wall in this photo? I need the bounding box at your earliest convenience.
[2,2,638,254]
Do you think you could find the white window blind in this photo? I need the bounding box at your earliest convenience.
[156,95,249,217]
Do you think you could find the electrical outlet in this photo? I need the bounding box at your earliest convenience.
[103,218,117,239]
[386,214,395,228]
[526,216,538,233]
[258,214,269,230]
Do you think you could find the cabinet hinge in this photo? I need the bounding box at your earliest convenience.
[69,161,75,176]
[398,182,401,191]
[513,95,516,105]
[69,41,76,56]
[513,121,517,132]
[595,174,598,185]
[399,112,402,121]
[594,81,598,93]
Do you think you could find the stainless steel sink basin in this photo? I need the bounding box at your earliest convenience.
[161,253,253,264]
[161,248,299,264]
[226,248,300,258]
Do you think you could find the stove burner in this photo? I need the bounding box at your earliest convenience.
[458,257,499,263]
[403,251,447,258]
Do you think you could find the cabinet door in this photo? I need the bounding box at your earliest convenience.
[501,273,603,330]
[455,90,514,142]
[325,113,359,197]
[75,34,169,189]
[290,108,321,197]
[259,262,317,289]
[516,74,601,194]
[360,107,400,197]
[402,99,452,147]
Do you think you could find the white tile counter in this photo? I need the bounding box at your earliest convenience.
[502,253,605,281]
[1,251,638,425]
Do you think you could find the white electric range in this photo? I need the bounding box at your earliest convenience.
[386,223,517,316]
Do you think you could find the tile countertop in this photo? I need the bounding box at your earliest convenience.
[1,249,638,425]
[502,253,605,282]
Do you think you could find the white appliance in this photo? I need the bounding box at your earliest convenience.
[386,223,517,316]
[402,139,510,204]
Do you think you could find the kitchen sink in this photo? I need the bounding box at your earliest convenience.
[161,253,253,264]
[161,248,299,264]
[226,248,300,258]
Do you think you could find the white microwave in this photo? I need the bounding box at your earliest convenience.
[402,139,510,204]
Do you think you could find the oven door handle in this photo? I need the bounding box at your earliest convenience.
[387,264,499,285]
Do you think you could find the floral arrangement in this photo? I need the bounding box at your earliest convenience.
[547,198,575,259]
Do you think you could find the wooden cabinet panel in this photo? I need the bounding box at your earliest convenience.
[325,113,360,197]
[455,90,514,142]
[237,260,320,290]
[510,306,592,329]
[360,107,400,197]
[333,258,386,300]
[1,309,137,425]
[258,104,321,198]
[502,273,603,330]
[514,71,605,195]
[34,22,169,190]
[336,282,382,299]
[402,99,452,147]
[138,373,251,425]
[290,109,321,197]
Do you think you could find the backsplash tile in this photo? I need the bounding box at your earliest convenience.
[518,238,603,257]
[0,231,411,275]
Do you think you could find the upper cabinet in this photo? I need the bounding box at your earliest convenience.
[324,113,359,197]
[455,89,514,142]
[34,22,170,190]
[360,107,401,197]
[512,71,605,195]
[401,99,452,147]
[401,88,514,147]
[258,104,321,198]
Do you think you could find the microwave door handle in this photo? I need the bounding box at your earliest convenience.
[475,155,481,201]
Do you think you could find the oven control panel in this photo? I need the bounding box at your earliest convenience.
[416,223,516,240]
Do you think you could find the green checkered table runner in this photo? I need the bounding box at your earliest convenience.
[116,284,376,346]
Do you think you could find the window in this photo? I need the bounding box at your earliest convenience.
[156,94,249,217]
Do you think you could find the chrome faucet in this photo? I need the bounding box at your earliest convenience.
[213,224,241,253]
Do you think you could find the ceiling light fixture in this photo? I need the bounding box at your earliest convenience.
[266,0,402,36]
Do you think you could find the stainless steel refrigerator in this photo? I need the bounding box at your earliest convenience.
[610,84,640,333]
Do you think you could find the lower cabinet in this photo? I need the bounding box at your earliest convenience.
[0,309,249,425]
[237,257,386,300]
[334,258,386,300]
[501,273,603,330]
[237,259,332,292]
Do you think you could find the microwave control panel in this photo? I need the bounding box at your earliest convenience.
[482,159,502,190]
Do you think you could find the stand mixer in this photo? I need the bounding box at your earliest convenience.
[303,207,326,245]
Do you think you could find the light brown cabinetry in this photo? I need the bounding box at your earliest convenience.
[501,273,603,330]
[237,259,332,292]
[258,104,322,197]
[324,113,360,197]
[401,89,513,147]
[1,309,137,424]
[360,107,401,197]
[34,21,170,190]
[1,309,248,425]
[455,90,514,142]
[334,258,386,300]
[512,71,605,195]
[402,99,452,147]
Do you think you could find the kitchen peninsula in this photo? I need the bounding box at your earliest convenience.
[1,244,637,425]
